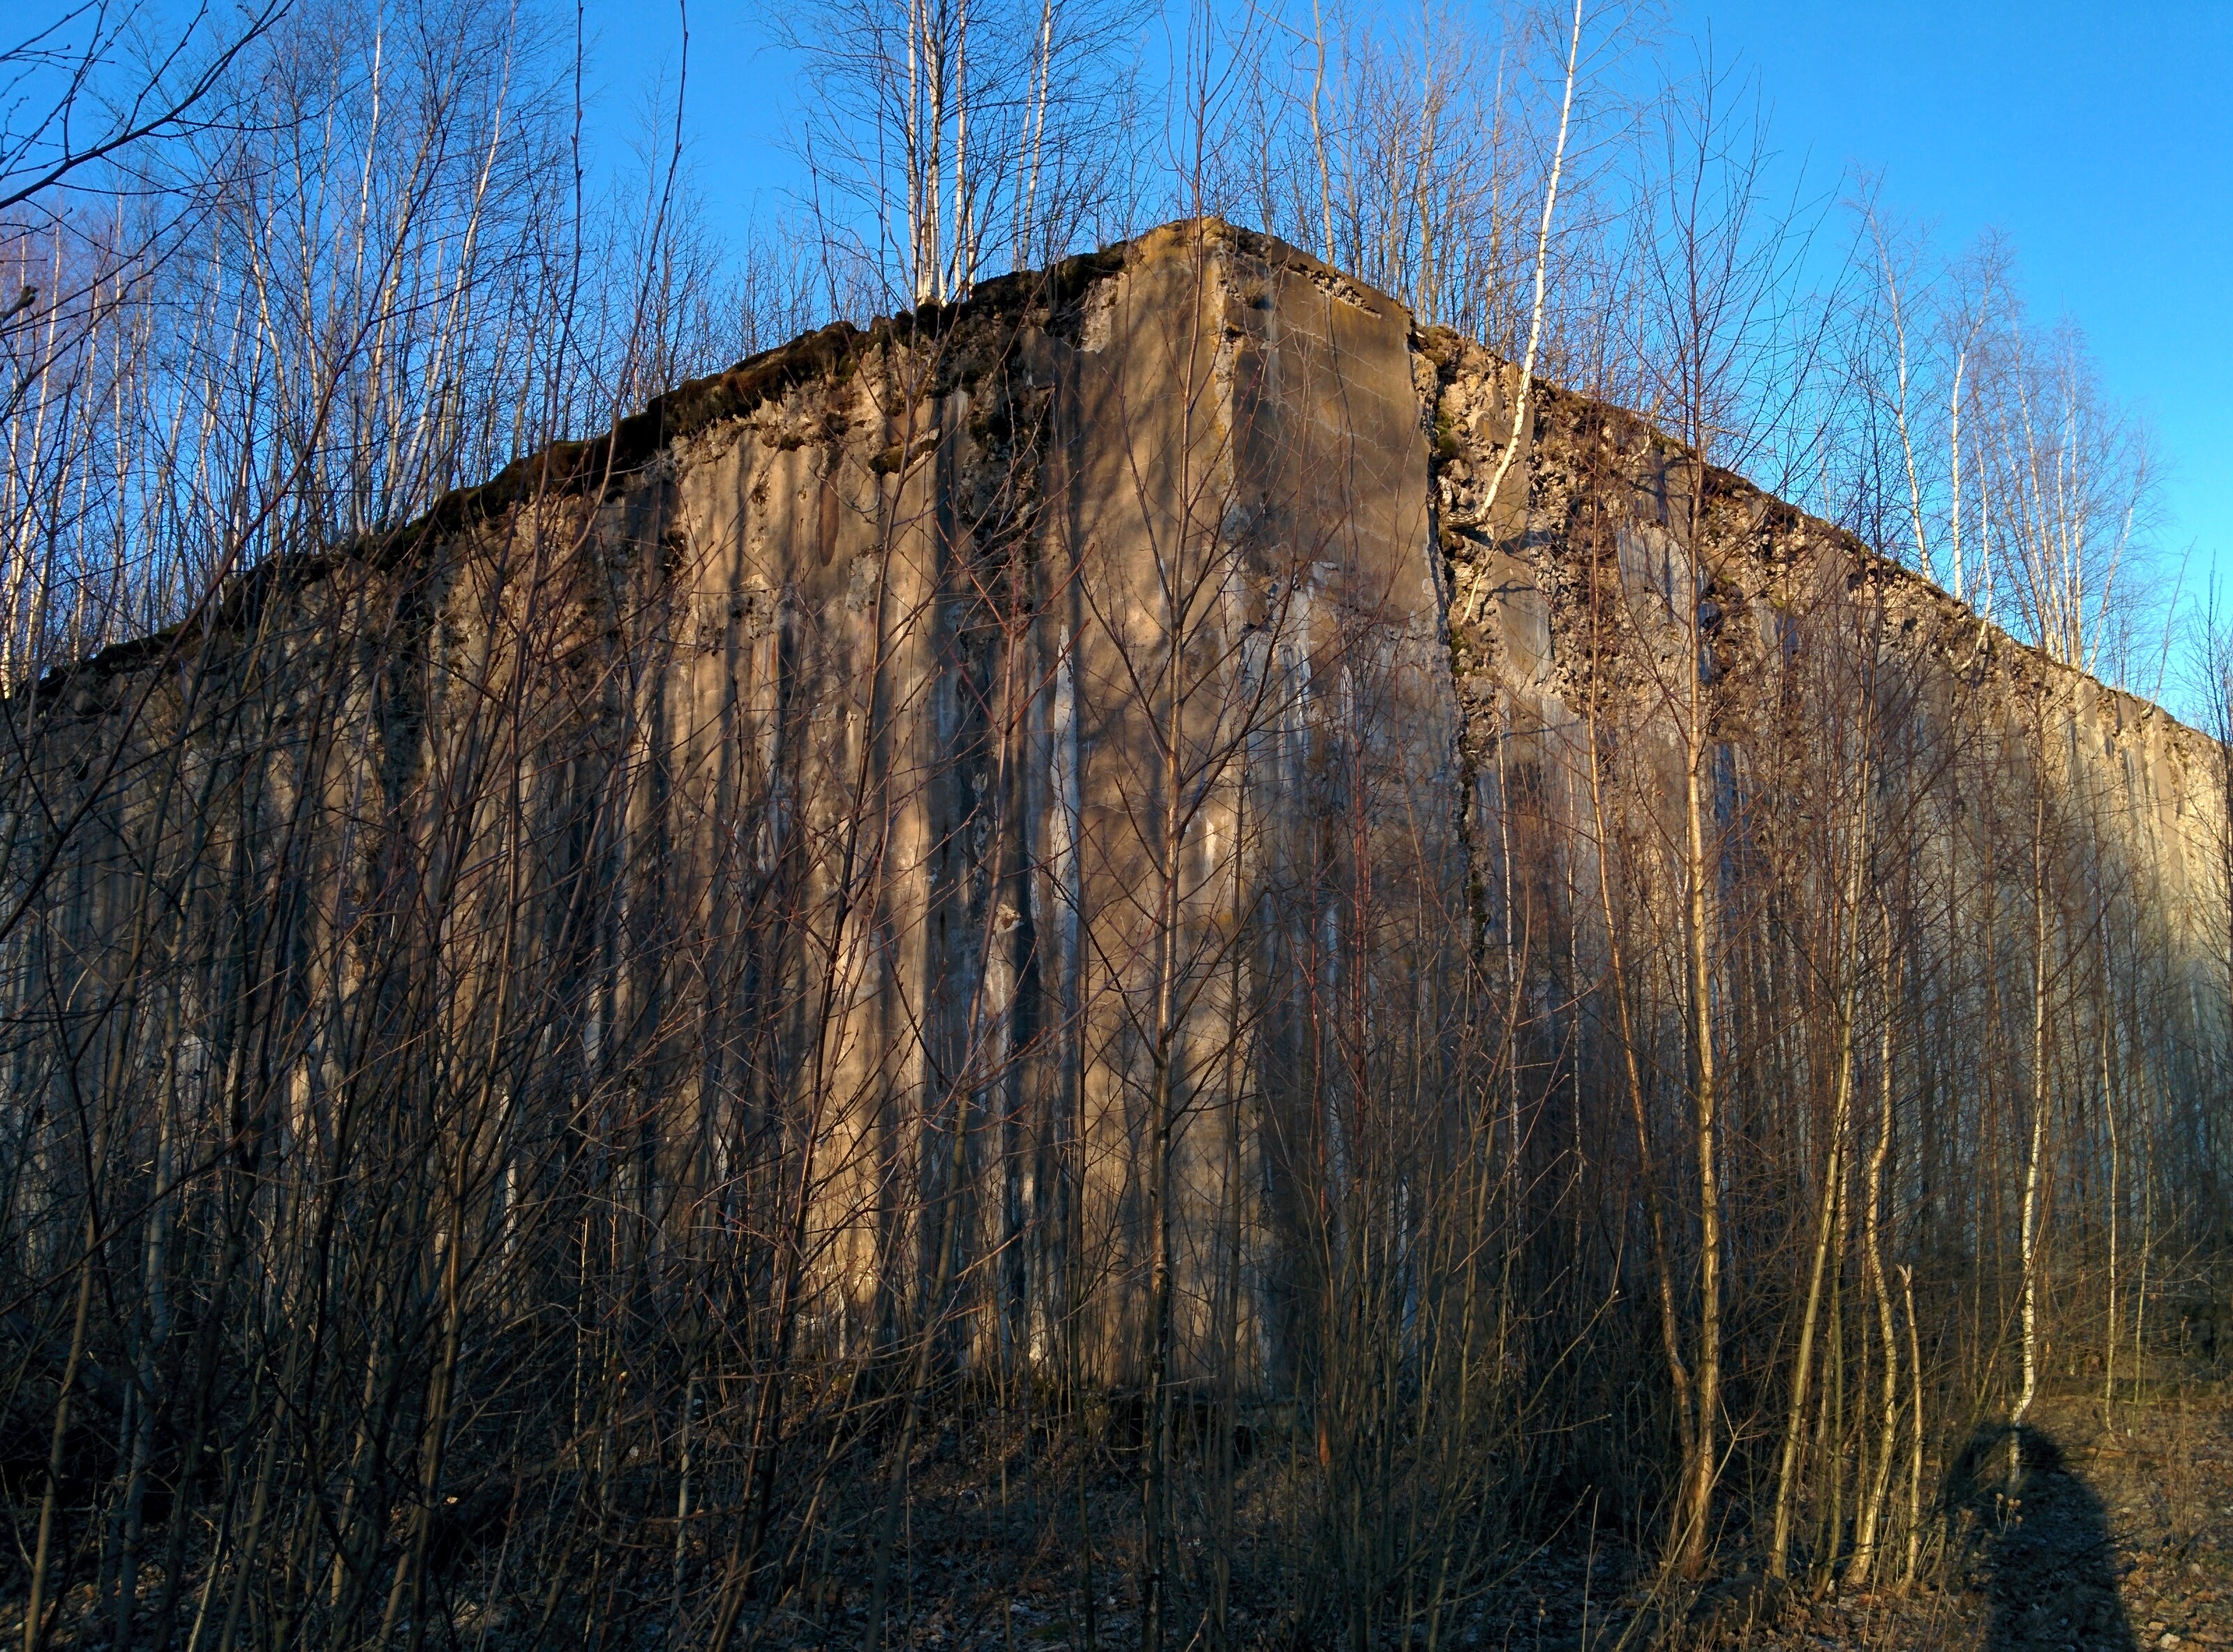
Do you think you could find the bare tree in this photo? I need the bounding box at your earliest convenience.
[775,0,1136,306]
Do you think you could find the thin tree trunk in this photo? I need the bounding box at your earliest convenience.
[1850,1003,1902,1585]
[2101,1034,2119,1423]
[1676,594,1723,1579]
[1463,0,1583,623]
[1769,1007,1854,1579]
[2010,765,2051,1481]
[1900,1263,1925,1586]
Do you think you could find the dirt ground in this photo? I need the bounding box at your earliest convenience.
[722,1381,2233,1652]
[1694,1386,2233,1652]
[15,1379,2221,1649]
[1279,1382,2233,1652]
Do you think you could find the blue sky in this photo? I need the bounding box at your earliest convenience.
[583,0,2230,592]
[1666,0,2232,603]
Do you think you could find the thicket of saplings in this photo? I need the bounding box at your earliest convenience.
[2,1,2226,1647]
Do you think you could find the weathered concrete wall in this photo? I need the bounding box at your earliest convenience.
[4,222,1469,1389]
[1422,322,2230,1272]
[1424,320,2226,983]
[6,218,2222,1391]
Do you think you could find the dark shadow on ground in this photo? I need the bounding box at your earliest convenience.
[1946,1424,2136,1652]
